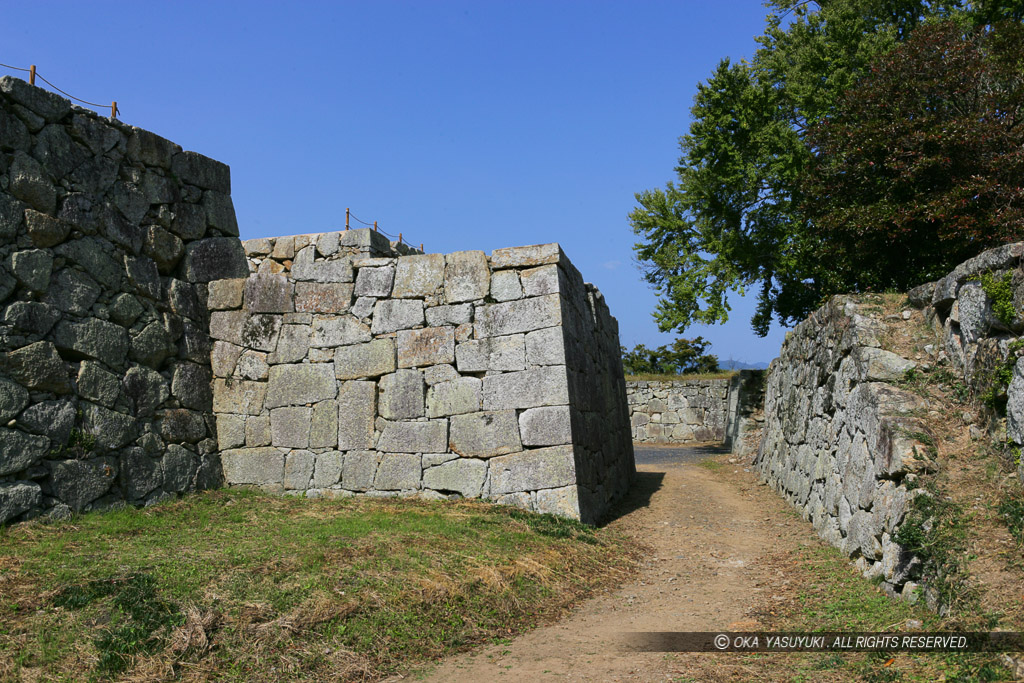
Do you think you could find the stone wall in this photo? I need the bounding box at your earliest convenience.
[626,379,730,444]
[907,242,1024,485]
[210,237,635,523]
[0,76,249,522]
[754,297,927,600]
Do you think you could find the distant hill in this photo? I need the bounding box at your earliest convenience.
[719,359,771,370]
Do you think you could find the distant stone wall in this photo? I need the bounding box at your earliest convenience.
[210,237,634,523]
[0,76,249,522]
[626,379,730,443]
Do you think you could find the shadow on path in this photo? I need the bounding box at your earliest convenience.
[601,471,665,525]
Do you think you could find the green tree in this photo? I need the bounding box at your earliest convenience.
[801,19,1024,292]
[631,0,979,336]
[620,337,719,376]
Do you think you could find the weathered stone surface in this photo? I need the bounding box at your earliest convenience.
[4,301,60,336]
[17,399,74,444]
[235,350,269,380]
[9,249,52,292]
[426,377,481,417]
[449,411,521,458]
[397,326,455,368]
[8,341,69,393]
[164,444,198,492]
[24,209,71,248]
[0,377,29,421]
[423,458,487,497]
[855,347,916,381]
[295,282,353,313]
[123,255,162,300]
[490,270,522,302]
[1,76,72,122]
[334,338,395,379]
[519,406,572,446]
[81,403,136,451]
[181,237,249,282]
[371,299,424,334]
[53,237,121,289]
[203,190,238,235]
[208,278,246,310]
[78,361,120,408]
[354,265,395,297]
[378,370,424,419]
[0,429,50,476]
[393,254,445,298]
[535,485,580,518]
[267,325,309,365]
[455,335,525,372]
[1008,358,1024,444]
[217,414,247,450]
[313,451,344,487]
[425,303,472,327]
[9,152,55,214]
[246,415,272,446]
[129,322,177,369]
[171,362,213,411]
[475,294,561,338]
[482,366,569,410]
[377,420,447,454]
[444,251,490,303]
[109,293,143,327]
[342,451,379,491]
[48,457,117,511]
[265,364,336,408]
[209,310,247,346]
[520,264,561,297]
[240,314,283,352]
[46,270,100,315]
[488,446,576,494]
[271,406,312,448]
[423,364,460,386]
[311,316,371,347]
[0,481,42,524]
[171,150,231,193]
[144,226,185,274]
[490,243,563,269]
[310,400,338,448]
[245,273,294,313]
[119,448,163,499]
[337,381,376,450]
[213,379,267,415]
[374,454,421,490]
[221,447,285,485]
[53,318,129,367]
[291,249,353,283]
[284,450,315,489]
[210,341,242,377]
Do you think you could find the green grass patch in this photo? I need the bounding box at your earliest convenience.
[0,490,635,681]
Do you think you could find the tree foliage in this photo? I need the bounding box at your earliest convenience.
[801,19,1024,292]
[631,0,1020,336]
[620,337,719,376]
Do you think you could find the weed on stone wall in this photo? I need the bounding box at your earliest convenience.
[976,272,1019,328]
[892,481,974,614]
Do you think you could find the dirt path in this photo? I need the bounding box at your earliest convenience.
[411,449,809,682]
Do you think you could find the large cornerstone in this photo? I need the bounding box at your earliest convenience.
[211,235,635,523]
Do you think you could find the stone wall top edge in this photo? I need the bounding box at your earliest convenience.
[0,75,227,179]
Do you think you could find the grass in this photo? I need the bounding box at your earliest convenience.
[625,371,737,382]
[0,490,636,682]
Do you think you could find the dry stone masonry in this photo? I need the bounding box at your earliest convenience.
[0,76,248,522]
[211,236,634,523]
[755,297,927,601]
[626,379,730,443]
[0,76,635,524]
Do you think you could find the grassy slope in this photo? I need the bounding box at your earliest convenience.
[0,491,636,682]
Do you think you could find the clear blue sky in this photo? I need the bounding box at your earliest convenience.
[4,0,787,364]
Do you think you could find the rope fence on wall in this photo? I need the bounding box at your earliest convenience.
[0,62,119,119]
[346,208,424,252]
